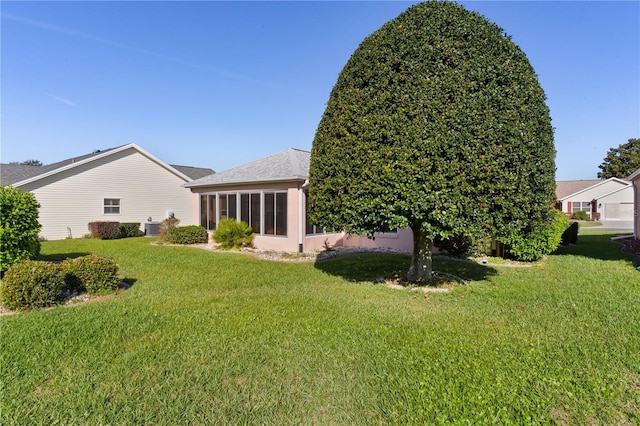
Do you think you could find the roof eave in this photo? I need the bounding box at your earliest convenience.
[12,143,192,187]
[184,176,308,189]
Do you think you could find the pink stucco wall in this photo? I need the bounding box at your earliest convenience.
[189,181,419,252]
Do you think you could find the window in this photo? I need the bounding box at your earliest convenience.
[103,198,120,214]
[263,192,287,236]
[201,191,286,236]
[200,195,217,230]
[572,201,592,218]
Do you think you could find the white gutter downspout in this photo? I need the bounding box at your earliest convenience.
[299,180,309,252]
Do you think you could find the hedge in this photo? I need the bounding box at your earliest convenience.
[168,225,208,245]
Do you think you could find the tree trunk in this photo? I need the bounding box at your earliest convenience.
[406,225,433,282]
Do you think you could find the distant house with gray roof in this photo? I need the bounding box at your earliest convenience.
[1,143,213,240]
[555,178,633,221]
[185,148,414,253]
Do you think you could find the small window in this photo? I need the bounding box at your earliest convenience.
[104,198,121,215]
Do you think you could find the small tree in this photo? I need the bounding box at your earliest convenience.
[597,138,640,179]
[309,1,556,282]
[0,186,42,272]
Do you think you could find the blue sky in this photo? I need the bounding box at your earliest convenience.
[1,1,638,180]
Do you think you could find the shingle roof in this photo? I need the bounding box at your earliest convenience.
[184,148,309,188]
[170,165,215,180]
[556,180,602,200]
[1,144,210,186]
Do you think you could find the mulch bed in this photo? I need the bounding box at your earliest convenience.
[617,236,640,258]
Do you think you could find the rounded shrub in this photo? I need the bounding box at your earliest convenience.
[168,225,208,244]
[0,260,65,310]
[119,222,141,238]
[570,210,589,221]
[63,255,120,295]
[502,208,569,261]
[213,219,254,249]
[0,185,42,272]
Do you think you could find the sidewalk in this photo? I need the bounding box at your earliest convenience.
[593,220,634,231]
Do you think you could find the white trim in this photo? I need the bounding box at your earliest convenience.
[12,143,193,187]
[559,177,632,201]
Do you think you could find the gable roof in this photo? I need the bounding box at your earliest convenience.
[185,148,309,188]
[627,167,640,182]
[0,143,207,187]
[557,177,631,201]
[556,180,601,199]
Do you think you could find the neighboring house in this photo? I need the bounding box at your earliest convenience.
[556,178,634,221]
[184,148,414,253]
[1,143,213,240]
[627,168,640,239]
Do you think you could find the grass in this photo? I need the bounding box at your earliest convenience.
[1,230,639,424]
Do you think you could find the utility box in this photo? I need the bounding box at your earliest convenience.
[145,221,160,236]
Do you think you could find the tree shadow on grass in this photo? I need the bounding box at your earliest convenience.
[314,251,497,283]
[552,232,638,266]
[38,252,92,262]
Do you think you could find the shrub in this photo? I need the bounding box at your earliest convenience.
[570,210,589,221]
[159,217,180,242]
[501,208,569,261]
[119,222,141,238]
[0,186,42,272]
[168,225,208,245]
[561,221,579,245]
[63,255,120,295]
[435,233,473,256]
[88,221,121,240]
[0,260,65,310]
[213,219,254,249]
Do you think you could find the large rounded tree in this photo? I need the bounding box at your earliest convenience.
[309,1,556,281]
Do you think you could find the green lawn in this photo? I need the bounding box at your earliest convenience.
[1,230,639,425]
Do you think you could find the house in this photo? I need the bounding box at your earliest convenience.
[1,143,213,240]
[184,148,414,253]
[556,178,634,221]
[627,168,640,239]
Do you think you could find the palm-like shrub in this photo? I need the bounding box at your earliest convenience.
[213,219,254,249]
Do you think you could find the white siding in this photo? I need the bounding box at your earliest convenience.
[20,148,195,240]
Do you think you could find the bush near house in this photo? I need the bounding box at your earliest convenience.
[213,219,254,249]
[0,186,42,272]
[0,260,65,310]
[168,225,208,245]
[570,210,590,221]
[88,221,121,240]
[119,222,141,238]
[159,217,180,242]
[501,208,569,261]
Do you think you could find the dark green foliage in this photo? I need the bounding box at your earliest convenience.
[0,260,65,310]
[571,210,589,221]
[88,221,121,240]
[561,221,579,245]
[168,225,208,245]
[213,219,254,249]
[119,222,141,238]
[159,217,180,242]
[62,255,119,295]
[435,231,492,257]
[501,208,569,261]
[597,138,640,179]
[309,1,556,280]
[434,233,473,256]
[0,186,42,272]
